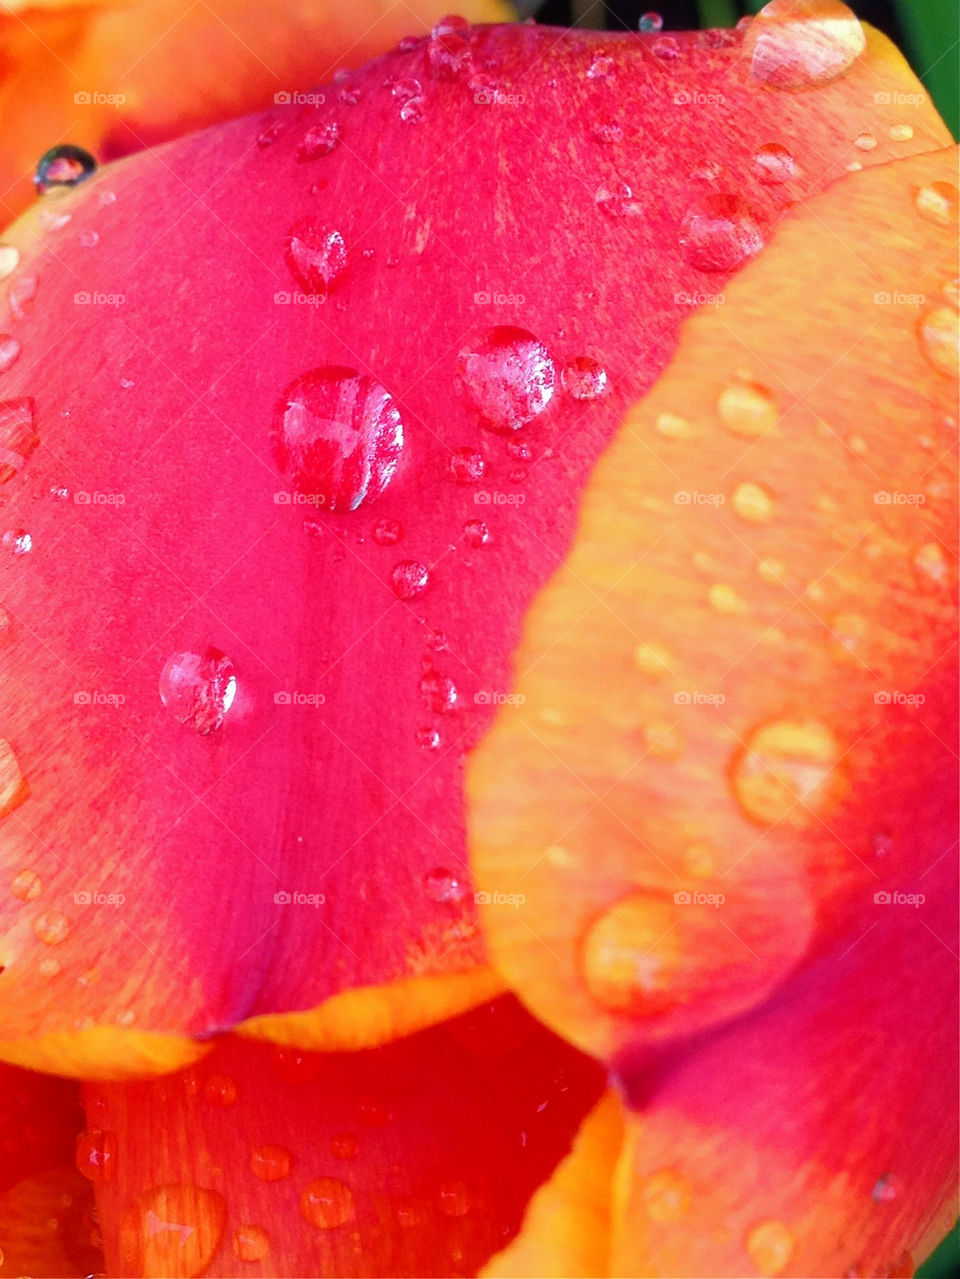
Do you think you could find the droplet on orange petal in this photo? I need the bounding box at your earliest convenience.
[917,306,959,378]
[0,737,28,817]
[11,868,41,901]
[250,1144,291,1181]
[300,1178,355,1229]
[744,0,865,91]
[639,1167,691,1222]
[717,380,779,436]
[731,719,843,826]
[233,1224,270,1262]
[120,1184,226,1278]
[745,1219,796,1275]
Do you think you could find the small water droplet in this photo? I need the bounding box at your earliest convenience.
[752,142,796,184]
[79,228,100,248]
[250,1145,291,1181]
[0,336,20,374]
[655,411,692,439]
[872,1172,900,1203]
[717,379,779,436]
[591,120,624,144]
[0,245,20,280]
[298,122,340,161]
[708,583,747,614]
[3,529,33,555]
[428,15,473,79]
[680,194,765,272]
[393,78,422,102]
[634,641,673,678]
[424,867,468,902]
[912,541,950,588]
[399,97,425,124]
[463,519,489,548]
[439,1180,472,1217]
[391,559,430,600]
[458,327,555,432]
[76,1130,117,1184]
[372,517,403,546]
[416,725,441,749]
[595,180,640,218]
[743,0,865,91]
[159,648,237,735]
[732,719,842,825]
[0,399,37,482]
[854,131,877,152]
[257,123,282,148]
[745,1219,795,1276]
[233,1225,270,1262]
[448,446,486,484]
[330,1132,358,1159]
[639,1167,690,1221]
[732,481,776,522]
[34,145,97,193]
[561,356,608,400]
[275,368,404,510]
[638,11,664,33]
[420,670,458,713]
[889,123,913,142]
[651,35,680,59]
[300,1178,355,1229]
[915,181,958,227]
[203,1074,237,1106]
[11,868,41,900]
[34,912,70,945]
[916,306,958,378]
[586,54,616,80]
[285,221,346,295]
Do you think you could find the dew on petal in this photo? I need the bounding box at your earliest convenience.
[634,641,673,678]
[34,912,70,945]
[680,194,765,272]
[752,142,796,184]
[76,1129,117,1184]
[34,145,97,193]
[298,122,340,161]
[285,221,346,295]
[159,649,237,735]
[743,0,866,91]
[595,181,640,218]
[640,1167,690,1221]
[3,528,33,555]
[561,356,608,400]
[0,739,28,817]
[917,306,959,378]
[424,867,467,903]
[0,398,38,483]
[638,12,664,33]
[915,181,958,227]
[420,670,458,713]
[391,559,430,600]
[463,519,489,548]
[0,335,21,374]
[449,447,486,484]
[416,726,441,749]
[372,517,404,546]
[300,1178,355,1229]
[651,36,680,59]
[11,868,41,900]
[732,481,776,522]
[745,1219,795,1276]
[120,1184,226,1278]
[250,1144,291,1181]
[717,379,779,436]
[458,327,555,432]
[731,719,842,825]
[275,367,404,511]
[0,245,20,280]
[233,1225,270,1262]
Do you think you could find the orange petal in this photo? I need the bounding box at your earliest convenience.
[468,143,959,1063]
[482,1090,625,1278]
[85,997,604,1277]
[0,0,512,222]
[610,851,958,1277]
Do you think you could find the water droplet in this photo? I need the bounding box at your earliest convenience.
[233,1225,270,1262]
[872,1173,900,1203]
[426,628,448,652]
[416,726,441,749]
[917,306,958,378]
[708,583,747,614]
[449,446,486,484]
[275,367,404,510]
[912,541,950,588]
[745,1219,795,1276]
[889,123,913,142]
[39,956,60,977]
[298,122,340,161]
[391,559,430,600]
[639,1167,690,1221]
[250,1144,291,1181]
[393,78,422,102]
[285,220,346,295]
[428,15,472,78]
[8,274,36,320]
[0,245,20,280]
[34,145,97,193]
[638,11,664,33]
[458,327,555,432]
[11,868,41,900]
[0,399,38,482]
[732,481,776,522]
[718,379,779,436]
[655,411,692,439]
[732,719,842,825]
[591,120,623,144]
[76,1129,117,1183]
[651,35,680,59]
[120,1184,226,1278]
[753,142,796,184]
[507,439,531,461]
[439,1180,472,1217]
[743,0,865,91]
[463,519,489,548]
[257,123,282,148]
[561,356,608,400]
[3,529,33,555]
[634,641,673,678]
[0,335,21,373]
[372,517,403,546]
[854,131,877,151]
[915,181,958,227]
[595,180,640,217]
[399,96,425,124]
[424,867,467,902]
[79,228,99,248]
[34,912,70,945]
[159,648,237,735]
[586,54,616,80]
[420,670,458,713]
[331,1132,358,1159]
[680,195,765,272]
[300,1178,355,1229]
[691,159,723,182]
[203,1074,237,1106]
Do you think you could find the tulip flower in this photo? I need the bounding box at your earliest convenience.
[0,2,956,1276]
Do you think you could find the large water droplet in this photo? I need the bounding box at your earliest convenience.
[76,1129,117,1184]
[285,221,346,295]
[744,0,865,91]
[159,649,237,735]
[275,367,404,511]
[680,194,765,272]
[745,1219,795,1276]
[458,327,555,432]
[915,181,958,227]
[428,15,473,78]
[561,356,609,400]
[300,1178,355,1229]
[298,122,340,161]
[34,145,97,193]
[120,1184,226,1278]
[752,142,796,184]
[731,719,842,825]
[391,559,430,600]
[917,306,959,378]
[0,399,38,483]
